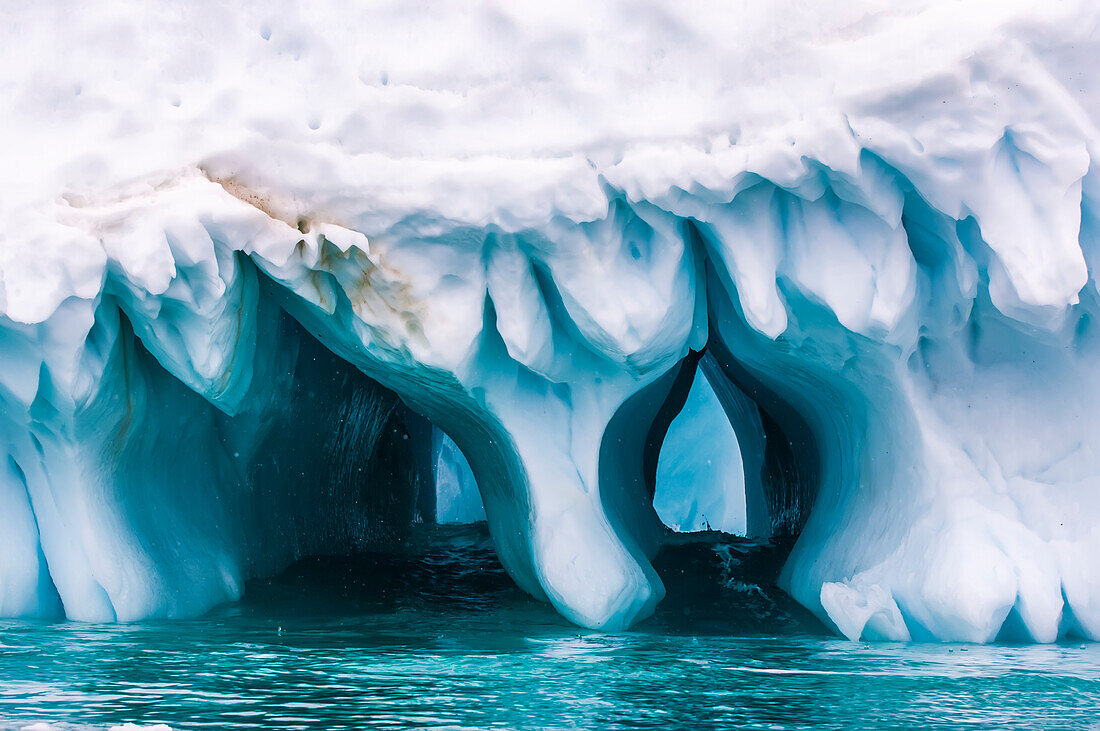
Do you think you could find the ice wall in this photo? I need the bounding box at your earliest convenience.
[2,0,1100,640]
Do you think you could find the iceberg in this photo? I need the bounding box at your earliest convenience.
[1,0,1099,641]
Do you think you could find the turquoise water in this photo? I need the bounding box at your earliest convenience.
[1,527,1097,730]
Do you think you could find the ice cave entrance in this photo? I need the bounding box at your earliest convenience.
[433,429,486,525]
[653,371,747,535]
[431,367,749,537]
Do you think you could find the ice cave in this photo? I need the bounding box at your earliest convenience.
[3,0,1100,660]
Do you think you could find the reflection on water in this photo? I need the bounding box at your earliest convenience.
[0,526,1097,730]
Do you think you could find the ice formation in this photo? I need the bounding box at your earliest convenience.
[2,0,1100,641]
[653,371,746,535]
[433,375,750,534]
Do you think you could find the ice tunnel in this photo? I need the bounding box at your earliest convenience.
[3,0,1100,645]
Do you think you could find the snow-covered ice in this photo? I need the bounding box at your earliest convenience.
[2,0,1100,640]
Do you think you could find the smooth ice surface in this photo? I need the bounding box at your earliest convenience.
[654,371,746,534]
[2,0,1100,640]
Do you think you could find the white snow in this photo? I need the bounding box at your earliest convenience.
[1,0,1099,640]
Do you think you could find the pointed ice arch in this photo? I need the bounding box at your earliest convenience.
[653,365,748,536]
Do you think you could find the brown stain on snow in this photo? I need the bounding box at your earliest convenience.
[200,169,427,349]
[199,168,307,231]
[316,238,427,350]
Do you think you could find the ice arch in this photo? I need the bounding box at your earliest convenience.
[0,288,439,621]
[653,369,746,535]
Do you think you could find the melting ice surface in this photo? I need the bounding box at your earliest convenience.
[4,0,1100,662]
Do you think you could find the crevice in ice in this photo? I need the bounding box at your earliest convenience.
[0,454,63,618]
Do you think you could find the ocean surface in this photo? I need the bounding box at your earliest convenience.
[0,526,1097,730]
